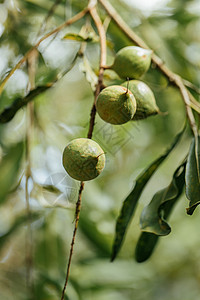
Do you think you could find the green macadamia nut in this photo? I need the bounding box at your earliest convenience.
[62,138,105,181]
[121,80,159,120]
[96,85,136,125]
[112,46,152,79]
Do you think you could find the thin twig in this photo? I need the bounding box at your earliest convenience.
[37,0,63,37]
[25,49,38,299]
[99,0,199,137]
[60,2,107,299]
[87,3,107,139]
[0,8,88,96]
[183,79,200,95]
[61,182,84,300]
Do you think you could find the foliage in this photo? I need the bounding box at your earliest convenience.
[0,0,200,299]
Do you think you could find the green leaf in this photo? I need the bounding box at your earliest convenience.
[0,86,50,123]
[0,142,24,204]
[63,33,97,43]
[111,126,185,261]
[140,161,186,236]
[135,232,159,263]
[135,161,186,262]
[0,212,41,251]
[185,136,200,215]
[79,56,98,91]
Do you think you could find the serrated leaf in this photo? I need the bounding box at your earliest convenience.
[111,126,185,261]
[140,161,186,236]
[0,142,24,204]
[135,161,186,262]
[185,136,200,215]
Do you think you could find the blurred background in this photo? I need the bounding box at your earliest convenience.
[0,0,200,299]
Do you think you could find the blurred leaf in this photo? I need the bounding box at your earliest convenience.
[111,126,185,261]
[42,184,62,194]
[136,161,186,262]
[79,56,98,91]
[185,136,200,215]
[63,33,97,42]
[0,142,24,204]
[135,232,159,263]
[0,212,41,251]
[140,161,186,235]
[0,86,51,123]
[79,211,111,257]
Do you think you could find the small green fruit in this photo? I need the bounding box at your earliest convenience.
[96,85,136,125]
[121,80,159,120]
[62,138,105,181]
[112,46,152,79]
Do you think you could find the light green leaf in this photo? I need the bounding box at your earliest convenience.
[0,212,41,251]
[79,56,98,91]
[0,142,24,204]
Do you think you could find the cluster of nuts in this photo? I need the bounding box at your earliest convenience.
[62,46,160,181]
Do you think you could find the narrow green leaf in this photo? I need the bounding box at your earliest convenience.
[135,233,159,263]
[111,126,185,261]
[185,136,200,215]
[135,162,186,262]
[0,86,50,123]
[0,142,24,204]
[63,33,87,42]
[0,212,41,251]
[79,56,98,91]
[63,33,97,43]
[140,161,186,235]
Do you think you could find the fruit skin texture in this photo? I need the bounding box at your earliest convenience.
[96,85,136,125]
[121,80,159,120]
[62,138,105,181]
[112,46,152,79]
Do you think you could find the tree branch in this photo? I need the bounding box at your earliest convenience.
[60,2,107,298]
[99,0,199,137]
[61,181,84,300]
[0,8,89,96]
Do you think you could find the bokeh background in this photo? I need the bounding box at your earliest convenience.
[0,0,200,299]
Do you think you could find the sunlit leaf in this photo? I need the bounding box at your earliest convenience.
[185,136,200,215]
[0,142,24,204]
[140,161,186,235]
[63,33,97,42]
[79,56,98,91]
[111,126,185,261]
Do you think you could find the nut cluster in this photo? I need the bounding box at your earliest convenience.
[62,46,160,181]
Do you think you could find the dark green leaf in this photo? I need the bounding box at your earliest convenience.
[140,161,186,235]
[185,136,200,215]
[135,161,186,262]
[0,142,24,204]
[0,86,50,123]
[135,233,159,263]
[111,126,185,261]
